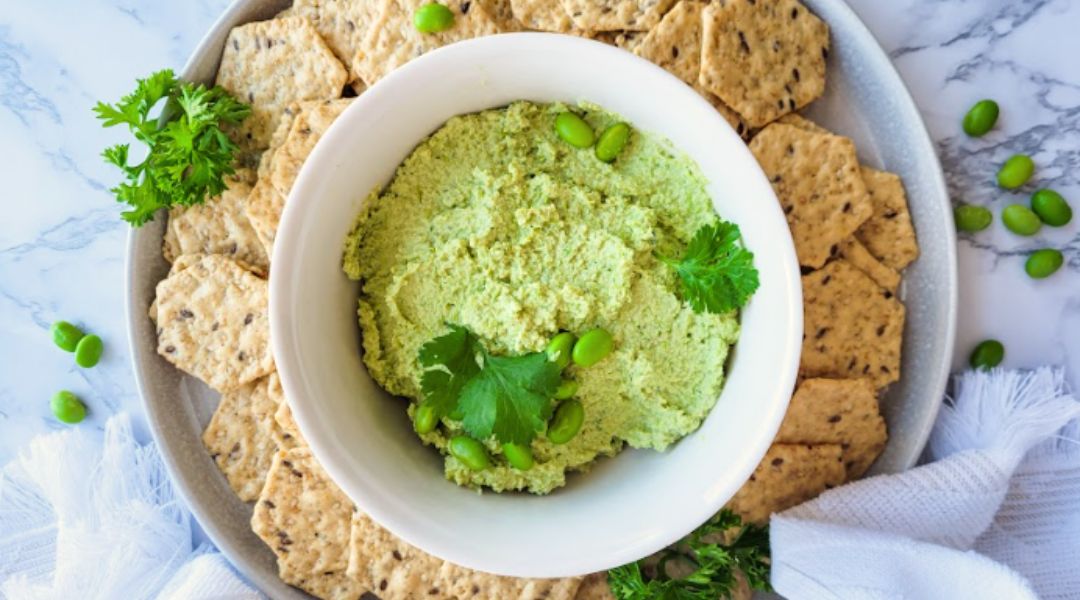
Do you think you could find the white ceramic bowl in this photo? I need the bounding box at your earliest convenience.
[270,32,802,578]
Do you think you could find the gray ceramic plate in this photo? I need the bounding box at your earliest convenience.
[125,1,957,597]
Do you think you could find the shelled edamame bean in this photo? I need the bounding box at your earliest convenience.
[413,3,454,33]
[962,100,999,137]
[1030,189,1072,227]
[1025,249,1064,279]
[954,205,992,232]
[969,340,1005,370]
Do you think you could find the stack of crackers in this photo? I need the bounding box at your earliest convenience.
[147,0,918,598]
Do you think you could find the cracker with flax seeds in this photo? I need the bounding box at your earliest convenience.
[749,123,872,268]
[561,0,677,32]
[776,377,888,479]
[593,30,647,51]
[353,0,502,85]
[292,0,384,86]
[699,0,829,128]
[202,372,288,501]
[725,443,845,525]
[856,166,919,270]
[253,448,361,600]
[838,237,900,293]
[801,259,905,389]
[269,99,353,199]
[154,254,274,392]
[246,177,288,259]
[162,173,269,276]
[273,398,306,450]
[510,0,580,33]
[575,573,616,600]
[216,17,348,155]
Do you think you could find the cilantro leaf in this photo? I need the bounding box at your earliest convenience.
[607,509,771,600]
[658,221,760,315]
[94,68,250,226]
[417,326,562,445]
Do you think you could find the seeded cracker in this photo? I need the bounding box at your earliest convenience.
[353,0,502,85]
[253,448,361,599]
[593,30,647,51]
[856,166,919,270]
[776,378,888,479]
[561,0,677,32]
[749,123,872,268]
[154,254,274,392]
[202,373,287,501]
[509,0,579,33]
[269,99,353,199]
[801,259,905,389]
[839,237,900,293]
[725,443,845,525]
[163,174,270,276]
[246,178,287,259]
[699,0,829,128]
[292,0,384,85]
[216,17,348,155]
[575,573,616,600]
[635,1,703,84]
[478,0,521,30]
[274,398,307,450]
[775,112,829,134]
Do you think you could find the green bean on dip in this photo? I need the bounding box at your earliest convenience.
[343,102,742,494]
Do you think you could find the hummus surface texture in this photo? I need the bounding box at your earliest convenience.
[343,101,739,494]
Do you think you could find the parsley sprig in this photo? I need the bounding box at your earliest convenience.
[94,69,250,226]
[418,325,562,445]
[607,510,771,600]
[658,221,760,315]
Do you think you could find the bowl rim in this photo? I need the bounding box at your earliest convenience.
[270,31,803,577]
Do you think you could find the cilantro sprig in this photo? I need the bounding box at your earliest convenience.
[658,221,760,315]
[607,509,771,600]
[94,69,250,226]
[418,325,562,445]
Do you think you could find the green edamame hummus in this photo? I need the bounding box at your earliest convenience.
[343,101,740,494]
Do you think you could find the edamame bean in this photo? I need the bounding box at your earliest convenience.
[954,205,992,232]
[571,328,613,368]
[595,122,631,163]
[555,112,595,149]
[414,402,438,434]
[546,332,576,369]
[962,100,999,137]
[413,2,454,33]
[74,334,103,368]
[449,436,490,471]
[554,379,578,400]
[997,154,1034,190]
[51,320,84,352]
[547,399,584,444]
[969,340,1004,370]
[1031,189,1072,227]
[502,442,534,470]
[1001,205,1041,236]
[51,390,86,424]
[1025,249,1063,279]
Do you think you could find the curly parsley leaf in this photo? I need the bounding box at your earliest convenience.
[94,69,250,226]
[418,326,562,445]
[658,221,760,315]
[606,509,771,600]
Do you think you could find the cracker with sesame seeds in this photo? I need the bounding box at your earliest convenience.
[775,111,829,134]
[154,254,274,392]
[246,177,288,259]
[561,0,676,32]
[635,1,703,85]
[292,0,383,86]
[749,123,872,268]
[725,443,845,525]
[202,373,288,501]
[801,259,905,389]
[478,0,522,30]
[253,448,361,600]
[274,397,307,450]
[856,166,919,270]
[353,0,502,85]
[510,0,580,32]
[163,174,269,276]
[593,30,647,51]
[699,0,829,128]
[575,573,616,600]
[216,17,348,156]
[269,99,353,199]
[776,378,888,479]
[839,237,900,293]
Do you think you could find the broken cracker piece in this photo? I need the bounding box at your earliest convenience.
[856,166,919,270]
[726,443,845,524]
[163,176,269,276]
[561,0,676,32]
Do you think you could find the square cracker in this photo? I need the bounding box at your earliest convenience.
[839,238,900,293]
[353,0,502,85]
[856,166,919,270]
[635,1,704,85]
[269,99,353,199]
[775,112,828,134]
[202,373,287,501]
[216,17,348,154]
[801,259,905,389]
[510,0,579,33]
[561,0,676,32]
[163,175,269,276]
[347,511,583,598]
[292,0,384,84]
[725,443,845,525]
[253,448,361,599]
[749,123,872,268]
[246,177,287,259]
[699,0,829,128]
[776,378,888,479]
[154,254,274,392]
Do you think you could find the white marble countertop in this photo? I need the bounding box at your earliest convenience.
[0,0,1076,469]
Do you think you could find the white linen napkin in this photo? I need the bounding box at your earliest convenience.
[0,413,261,600]
[771,367,1080,600]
